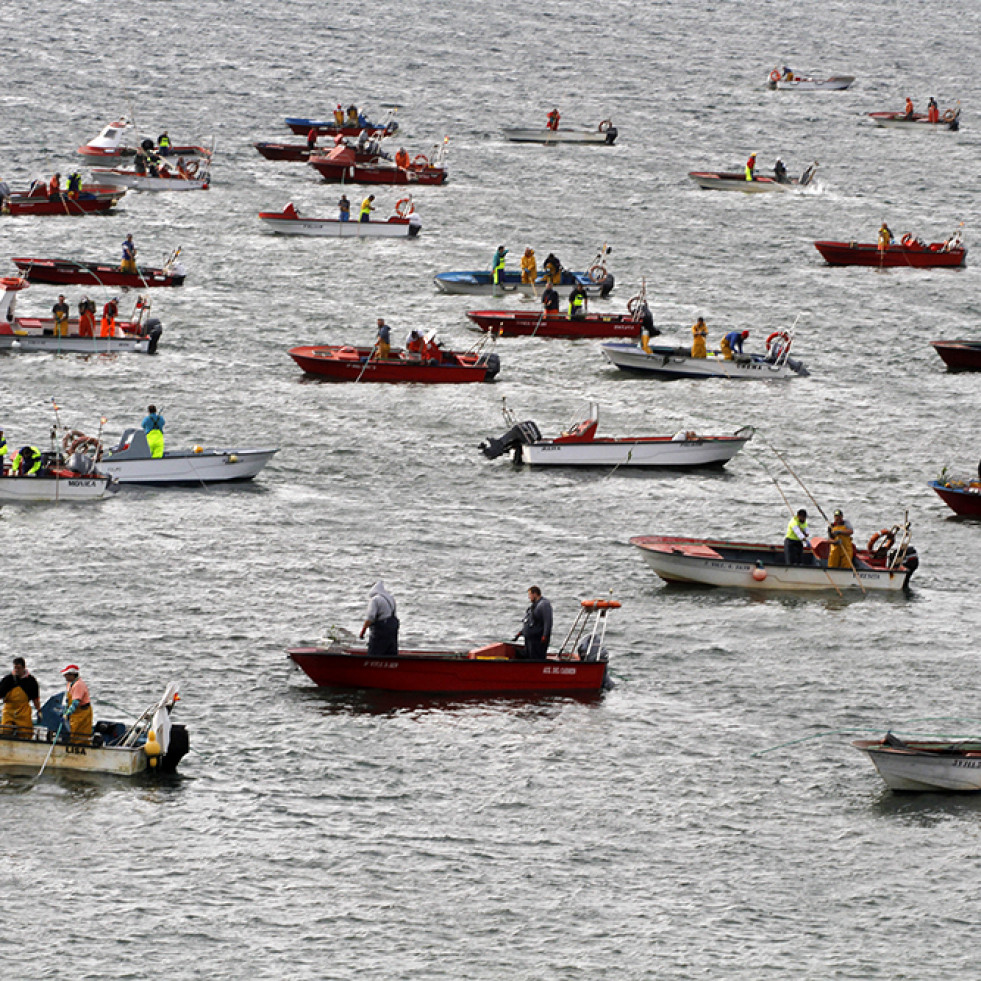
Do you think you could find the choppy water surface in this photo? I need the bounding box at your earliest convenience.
[1,2,980,978]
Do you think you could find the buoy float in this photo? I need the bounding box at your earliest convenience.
[752,565,767,581]
[193,445,203,454]
[144,729,162,768]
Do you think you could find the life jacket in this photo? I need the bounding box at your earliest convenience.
[785,517,808,541]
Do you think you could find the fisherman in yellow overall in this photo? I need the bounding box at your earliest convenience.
[61,665,92,744]
[0,657,42,738]
[691,317,708,358]
[827,509,856,569]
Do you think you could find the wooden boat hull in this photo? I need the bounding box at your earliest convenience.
[868,112,960,131]
[601,342,808,379]
[99,448,278,485]
[524,435,749,468]
[767,76,855,90]
[4,189,123,216]
[853,739,981,791]
[929,480,981,516]
[0,474,117,501]
[258,212,421,237]
[814,240,967,267]
[254,142,316,161]
[466,310,640,338]
[90,168,209,191]
[307,158,446,185]
[688,171,802,193]
[502,127,617,145]
[11,257,185,288]
[288,645,607,694]
[289,344,500,383]
[931,340,981,370]
[435,271,613,298]
[629,535,914,592]
[0,734,150,774]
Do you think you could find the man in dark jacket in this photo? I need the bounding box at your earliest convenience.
[516,586,552,660]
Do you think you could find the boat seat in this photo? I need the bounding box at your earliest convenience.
[467,641,515,660]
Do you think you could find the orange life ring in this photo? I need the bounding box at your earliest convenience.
[900,232,914,247]
[626,294,644,315]
[64,435,103,460]
[867,529,895,553]
[769,69,781,83]
[412,154,429,168]
[0,275,24,289]
[942,108,957,122]
[766,330,791,353]
[395,197,414,217]
[587,263,607,283]
[184,159,199,177]
[598,119,613,132]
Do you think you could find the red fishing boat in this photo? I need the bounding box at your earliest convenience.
[929,474,981,516]
[931,340,981,371]
[288,598,617,695]
[308,142,447,185]
[467,309,642,339]
[814,235,966,268]
[289,340,499,383]
[255,135,387,163]
[11,251,186,289]
[4,185,125,216]
[77,118,213,161]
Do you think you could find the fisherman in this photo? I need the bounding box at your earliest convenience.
[60,665,92,744]
[11,445,41,476]
[346,105,359,125]
[546,108,561,131]
[78,297,96,337]
[492,245,508,290]
[520,246,537,285]
[721,329,749,360]
[638,302,659,353]
[134,150,148,175]
[927,97,940,124]
[542,252,562,286]
[744,152,756,182]
[333,104,345,126]
[359,194,375,222]
[121,234,138,274]
[827,509,856,569]
[66,171,83,199]
[157,131,172,155]
[541,283,559,317]
[141,404,166,458]
[691,316,708,358]
[306,127,318,149]
[773,158,788,183]
[405,329,424,359]
[100,297,119,337]
[338,194,350,222]
[903,97,914,119]
[359,581,399,657]
[374,318,392,360]
[877,222,894,252]
[568,283,587,320]
[0,427,7,472]
[0,657,42,739]
[394,147,410,170]
[422,332,442,364]
[52,294,70,337]
[48,172,62,200]
[0,178,9,208]
[514,586,552,660]
[784,509,810,566]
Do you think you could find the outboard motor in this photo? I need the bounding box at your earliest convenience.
[577,635,609,663]
[604,125,618,145]
[481,351,501,381]
[144,317,163,354]
[479,420,541,460]
[160,724,189,772]
[902,546,919,590]
[598,273,615,298]
[140,138,154,152]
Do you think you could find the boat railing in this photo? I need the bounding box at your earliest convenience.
[557,598,619,660]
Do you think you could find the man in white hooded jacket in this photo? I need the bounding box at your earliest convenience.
[360,581,399,657]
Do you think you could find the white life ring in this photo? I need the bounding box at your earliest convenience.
[395,197,414,217]
[597,119,613,133]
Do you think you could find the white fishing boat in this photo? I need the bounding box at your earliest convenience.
[766,68,855,91]
[0,683,187,777]
[258,200,422,237]
[480,402,752,468]
[688,163,817,193]
[89,428,279,485]
[90,165,210,191]
[0,277,162,355]
[502,120,618,144]
[77,117,212,162]
[853,734,981,792]
[0,470,117,502]
[629,520,918,593]
[601,332,809,380]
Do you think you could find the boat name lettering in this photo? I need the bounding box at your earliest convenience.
[365,660,398,669]
[65,744,87,755]
[67,480,98,487]
[543,666,577,675]
[952,760,981,769]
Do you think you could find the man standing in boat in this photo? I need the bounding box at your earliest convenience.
[121,234,138,274]
[61,665,92,744]
[784,509,811,566]
[568,283,587,320]
[0,657,42,739]
[359,194,375,223]
[360,581,399,657]
[877,222,894,252]
[546,108,560,131]
[516,586,552,660]
[541,282,560,318]
[691,317,708,358]
[773,158,788,183]
[142,404,166,458]
[492,245,508,292]
[827,510,856,569]
[744,152,757,182]
[52,295,70,338]
[375,318,392,360]
[338,194,350,222]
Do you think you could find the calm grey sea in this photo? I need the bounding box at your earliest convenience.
[1,1,980,978]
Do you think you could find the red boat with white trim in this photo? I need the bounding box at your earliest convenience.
[814,232,966,267]
[288,598,617,695]
[77,118,212,161]
[255,133,389,163]
[289,337,499,383]
[931,340,981,370]
[308,141,447,185]
[929,473,981,517]
[466,309,641,339]
[868,106,961,131]
[11,250,186,288]
[3,184,124,216]
[259,200,421,237]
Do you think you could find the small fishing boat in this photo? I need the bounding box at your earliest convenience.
[814,234,967,268]
[929,472,981,517]
[688,162,817,192]
[289,340,500,384]
[868,107,961,131]
[0,277,163,355]
[601,331,808,380]
[90,165,210,192]
[254,133,389,163]
[930,340,981,371]
[766,68,855,91]
[630,519,918,593]
[3,184,124,216]
[502,120,618,144]
[61,427,279,486]
[853,733,981,792]
[480,402,753,468]
[466,308,640,339]
[11,250,186,288]
[258,200,422,237]
[77,117,212,161]
[288,597,617,695]
[0,467,117,502]
[307,142,447,185]
[285,113,399,137]
[0,683,187,777]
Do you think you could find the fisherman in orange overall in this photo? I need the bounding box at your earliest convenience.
[78,297,96,337]
[100,297,119,337]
